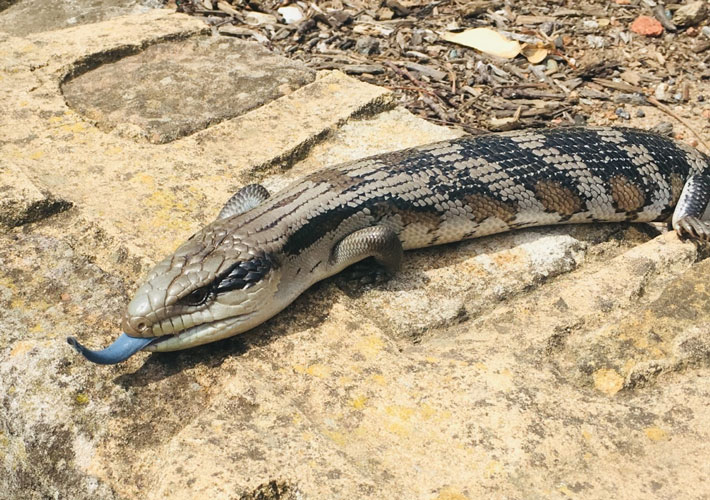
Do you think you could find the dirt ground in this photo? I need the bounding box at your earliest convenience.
[171,0,710,151]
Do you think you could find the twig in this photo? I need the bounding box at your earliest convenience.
[385,61,454,110]
[647,96,710,152]
[384,85,439,97]
[425,117,487,135]
[420,94,452,123]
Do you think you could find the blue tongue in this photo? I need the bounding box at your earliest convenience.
[67,333,154,365]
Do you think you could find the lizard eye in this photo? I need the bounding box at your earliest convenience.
[181,286,211,306]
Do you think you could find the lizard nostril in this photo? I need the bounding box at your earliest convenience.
[121,315,151,336]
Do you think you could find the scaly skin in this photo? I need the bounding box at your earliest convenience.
[68,127,710,363]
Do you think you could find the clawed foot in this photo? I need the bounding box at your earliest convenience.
[674,216,710,243]
[341,259,394,286]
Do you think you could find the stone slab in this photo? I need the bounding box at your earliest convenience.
[0,0,161,36]
[2,7,710,500]
[0,163,71,226]
[62,36,315,143]
[0,9,389,281]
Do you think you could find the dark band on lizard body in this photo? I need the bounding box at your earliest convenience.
[67,126,710,363]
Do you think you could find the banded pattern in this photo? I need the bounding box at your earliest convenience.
[248,127,705,258]
[68,126,710,361]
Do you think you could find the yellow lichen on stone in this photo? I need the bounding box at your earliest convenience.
[338,375,353,385]
[644,427,668,442]
[0,276,18,292]
[378,405,415,436]
[557,484,575,497]
[75,393,89,405]
[384,420,410,437]
[10,297,26,310]
[10,297,51,313]
[458,261,489,278]
[356,334,385,359]
[491,247,525,267]
[323,430,347,446]
[593,368,624,395]
[421,403,452,421]
[633,336,649,349]
[485,460,503,477]
[385,405,415,421]
[10,341,33,357]
[135,173,155,187]
[210,419,225,433]
[61,121,87,134]
[351,395,367,410]
[433,487,470,500]
[142,189,198,233]
[293,364,331,378]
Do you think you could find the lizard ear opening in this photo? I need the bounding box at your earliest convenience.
[215,255,274,293]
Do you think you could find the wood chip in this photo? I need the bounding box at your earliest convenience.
[180,0,710,138]
[217,1,240,16]
[551,9,585,17]
[592,77,644,93]
[218,25,258,36]
[619,70,641,86]
[343,64,386,74]
[579,87,611,100]
[461,0,502,18]
[516,15,556,25]
[692,40,710,53]
[401,61,448,81]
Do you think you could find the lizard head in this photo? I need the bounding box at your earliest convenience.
[67,216,285,363]
[124,229,281,352]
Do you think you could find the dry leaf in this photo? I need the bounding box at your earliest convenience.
[442,28,521,59]
[521,44,548,64]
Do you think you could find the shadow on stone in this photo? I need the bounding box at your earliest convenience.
[114,282,337,386]
[0,0,19,13]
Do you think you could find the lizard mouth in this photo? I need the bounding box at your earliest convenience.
[143,314,250,352]
[67,314,253,364]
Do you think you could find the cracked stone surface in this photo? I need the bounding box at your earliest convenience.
[0,163,71,227]
[2,8,710,500]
